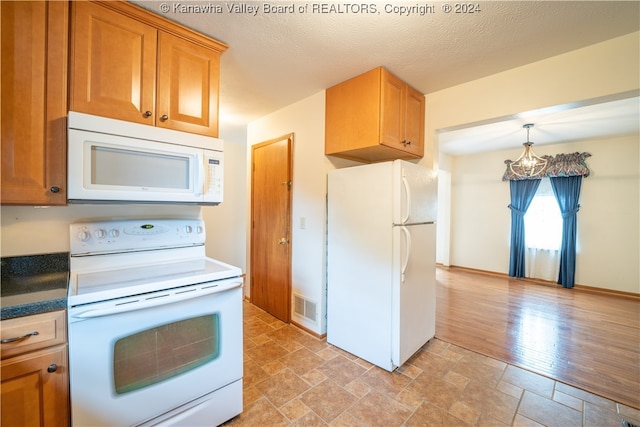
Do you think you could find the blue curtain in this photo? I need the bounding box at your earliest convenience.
[550,176,582,288]
[508,179,541,277]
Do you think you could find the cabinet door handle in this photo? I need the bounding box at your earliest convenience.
[1,331,39,344]
[143,110,152,118]
[50,186,60,193]
[47,364,58,373]
[160,114,169,121]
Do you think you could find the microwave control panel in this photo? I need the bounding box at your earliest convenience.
[206,156,223,202]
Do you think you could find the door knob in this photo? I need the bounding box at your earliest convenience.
[278,238,288,245]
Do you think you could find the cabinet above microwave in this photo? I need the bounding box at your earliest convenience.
[67,112,224,205]
[70,1,227,137]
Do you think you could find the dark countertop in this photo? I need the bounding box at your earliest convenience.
[1,253,69,320]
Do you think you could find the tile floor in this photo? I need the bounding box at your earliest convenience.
[225,301,640,427]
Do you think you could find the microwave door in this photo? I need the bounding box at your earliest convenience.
[68,130,203,203]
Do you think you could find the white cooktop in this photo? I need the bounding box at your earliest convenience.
[68,219,241,306]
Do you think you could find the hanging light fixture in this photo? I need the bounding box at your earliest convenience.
[509,124,547,178]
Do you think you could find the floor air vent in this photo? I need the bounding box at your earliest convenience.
[294,294,317,323]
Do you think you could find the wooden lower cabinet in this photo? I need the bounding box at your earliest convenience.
[1,310,69,426]
[1,345,69,426]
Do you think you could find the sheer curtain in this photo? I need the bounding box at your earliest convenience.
[524,179,561,281]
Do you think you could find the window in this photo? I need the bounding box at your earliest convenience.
[525,178,562,250]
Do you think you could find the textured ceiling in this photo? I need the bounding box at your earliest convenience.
[131,1,640,149]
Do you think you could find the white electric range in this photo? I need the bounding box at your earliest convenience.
[67,218,243,426]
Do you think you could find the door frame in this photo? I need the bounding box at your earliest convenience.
[249,133,294,322]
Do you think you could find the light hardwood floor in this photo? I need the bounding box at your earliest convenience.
[436,267,640,410]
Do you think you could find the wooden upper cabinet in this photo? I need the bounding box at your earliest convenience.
[157,32,220,136]
[402,84,426,157]
[1,1,68,205]
[70,0,227,137]
[380,71,403,148]
[325,67,425,163]
[70,1,157,124]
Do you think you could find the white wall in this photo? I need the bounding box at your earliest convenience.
[203,139,248,270]
[435,169,451,266]
[0,204,201,257]
[445,135,639,293]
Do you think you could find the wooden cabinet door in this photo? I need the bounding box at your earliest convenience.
[157,32,220,137]
[1,1,68,205]
[70,1,157,125]
[403,85,425,157]
[380,70,404,150]
[1,346,69,427]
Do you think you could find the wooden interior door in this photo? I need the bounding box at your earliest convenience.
[250,134,293,323]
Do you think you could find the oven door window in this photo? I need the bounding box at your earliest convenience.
[113,314,220,394]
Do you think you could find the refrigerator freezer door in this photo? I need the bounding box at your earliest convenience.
[392,222,436,367]
[393,160,437,225]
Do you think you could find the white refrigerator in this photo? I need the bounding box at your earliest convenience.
[327,159,437,371]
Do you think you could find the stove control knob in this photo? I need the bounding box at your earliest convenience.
[110,229,120,238]
[184,225,193,234]
[197,225,204,234]
[77,231,90,242]
[95,229,107,239]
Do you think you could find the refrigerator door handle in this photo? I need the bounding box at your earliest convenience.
[401,225,411,282]
[401,175,411,224]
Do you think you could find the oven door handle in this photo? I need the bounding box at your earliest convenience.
[71,279,243,319]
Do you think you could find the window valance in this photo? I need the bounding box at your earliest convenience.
[502,152,592,181]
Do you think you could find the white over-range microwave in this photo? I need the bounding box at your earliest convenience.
[68,111,224,205]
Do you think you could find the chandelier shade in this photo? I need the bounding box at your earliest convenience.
[507,124,548,178]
